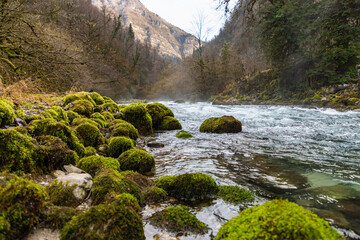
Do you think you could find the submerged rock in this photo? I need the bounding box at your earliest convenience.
[200,116,242,133]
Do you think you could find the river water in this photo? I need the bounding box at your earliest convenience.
[142,102,360,239]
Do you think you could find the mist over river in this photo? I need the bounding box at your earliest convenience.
[142,102,360,239]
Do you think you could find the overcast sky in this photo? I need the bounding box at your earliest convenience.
[140,0,235,40]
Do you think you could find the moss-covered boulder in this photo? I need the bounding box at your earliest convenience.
[122,103,153,135]
[110,120,139,140]
[84,146,97,157]
[101,102,119,113]
[76,155,120,177]
[45,206,81,230]
[107,136,134,158]
[25,114,45,124]
[0,175,48,239]
[155,173,218,202]
[91,169,142,205]
[66,100,94,117]
[176,130,193,139]
[101,111,115,121]
[200,116,242,133]
[146,103,174,128]
[71,117,101,128]
[60,193,144,240]
[28,118,85,157]
[65,110,80,124]
[62,94,82,106]
[88,92,105,105]
[144,187,168,204]
[0,129,45,174]
[91,112,106,122]
[158,116,182,130]
[217,185,254,204]
[0,99,15,126]
[150,205,207,234]
[118,149,155,174]
[48,180,81,207]
[118,171,153,190]
[43,106,69,123]
[74,123,104,147]
[215,199,343,240]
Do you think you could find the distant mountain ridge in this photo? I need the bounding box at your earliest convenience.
[92,0,198,59]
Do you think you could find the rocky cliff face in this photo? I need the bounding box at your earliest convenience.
[92,0,198,59]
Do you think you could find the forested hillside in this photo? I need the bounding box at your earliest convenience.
[0,0,165,99]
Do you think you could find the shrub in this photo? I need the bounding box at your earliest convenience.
[118,149,155,174]
[76,155,120,177]
[0,99,15,126]
[155,173,218,202]
[215,199,343,240]
[176,130,193,139]
[107,137,134,158]
[158,116,182,130]
[200,116,242,133]
[150,205,207,234]
[144,187,167,204]
[74,123,103,147]
[217,185,254,204]
[122,103,153,135]
[60,193,144,240]
[66,100,94,117]
[48,180,80,207]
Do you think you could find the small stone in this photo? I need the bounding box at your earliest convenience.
[147,142,165,148]
[64,164,85,174]
[56,172,93,200]
[153,233,179,240]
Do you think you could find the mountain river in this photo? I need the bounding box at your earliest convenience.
[140,102,360,239]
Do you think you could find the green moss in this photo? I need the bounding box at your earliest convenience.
[60,193,144,240]
[0,129,45,174]
[107,136,134,158]
[200,116,242,133]
[28,119,85,157]
[62,94,81,106]
[45,206,80,230]
[71,117,100,128]
[217,185,254,204]
[215,199,343,240]
[76,155,120,177]
[144,187,168,204]
[113,111,124,119]
[0,99,15,126]
[88,92,105,105]
[155,173,218,202]
[146,103,174,128]
[101,111,115,121]
[66,100,94,117]
[122,103,153,135]
[101,102,119,113]
[150,205,207,234]
[118,149,155,174]
[176,130,193,139]
[91,169,143,205]
[84,146,97,157]
[158,116,182,130]
[15,110,26,119]
[91,112,106,122]
[119,171,153,190]
[0,175,48,239]
[25,114,45,124]
[44,106,69,123]
[48,180,80,207]
[109,120,139,140]
[65,110,80,124]
[74,123,104,147]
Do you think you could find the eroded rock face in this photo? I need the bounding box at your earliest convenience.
[199,116,242,133]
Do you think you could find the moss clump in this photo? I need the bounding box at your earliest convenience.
[60,193,144,240]
[146,103,174,128]
[119,171,153,190]
[91,112,106,122]
[101,111,115,121]
[28,118,85,157]
[0,99,15,126]
[215,199,343,240]
[84,146,97,157]
[44,106,69,123]
[0,175,48,239]
[155,173,218,202]
[101,102,119,113]
[62,94,81,106]
[0,129,45,174]
[88,92,105,105]
[122,103,153,135]
[76,155,120,177]
[217,185,254,204]
[176,130,193,139]
[107,136,134,158]
[200,116,242,133]
[25,114,45,124]
[118,149,155,174]
[66,100,94,117]
[45,206,80,230]
[144,187,168,204]
[48,180,80,207]
[15,110,26,119]
[36,136,79,171]
[158,116,182,130]
[91,169,143,205]
[110,120,139,140]
[65,110,80,124]
[150,205,207,234]
[74,123,103,147]
[71,117,100,128]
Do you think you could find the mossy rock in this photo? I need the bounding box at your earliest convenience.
[101,111,115,121]
[84,146,97,157]
[0,99,15,126]
[71,117,100,128]
[28,119,85,157]
[60,193,144,240]
[25,114,45,124]
[144,187,168,204]
[118,149,155,174]
[0,175,48,239]
[15,110,26,119]
[110,120,139,140]
[176,130,193,139]
[48,180,80,207]
[0,129,45,174]
[158,116,182,130]
[91,169,143,205]
[36,136,79,171]
[119,170,153,190]
[107,136,134,158]
[76,155,120,177]
[45,206,81,230]
[101,102,119,113]
[66,100,94,117]
[88,92,105,105]
[200,116,242,133]
[217,185,254,204]
[91,112,106,122]
[150,205,207,234]
[155,173,218,202]
[146,103,174,128]
[62,94,82,106]
[215,199,343,240]
[43,106,69,123]
[74,123,104,147]
[122,103,153,135]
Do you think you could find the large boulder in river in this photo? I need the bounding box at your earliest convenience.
[200,116,242,133]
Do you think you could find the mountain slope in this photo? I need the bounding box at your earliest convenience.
[92,0,198,59]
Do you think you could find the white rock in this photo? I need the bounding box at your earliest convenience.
[24,228,60,240]
[56,172,93,200]
[64,164,85,174]
[153,233,179,240]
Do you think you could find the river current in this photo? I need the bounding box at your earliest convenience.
[141,102,360,239]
